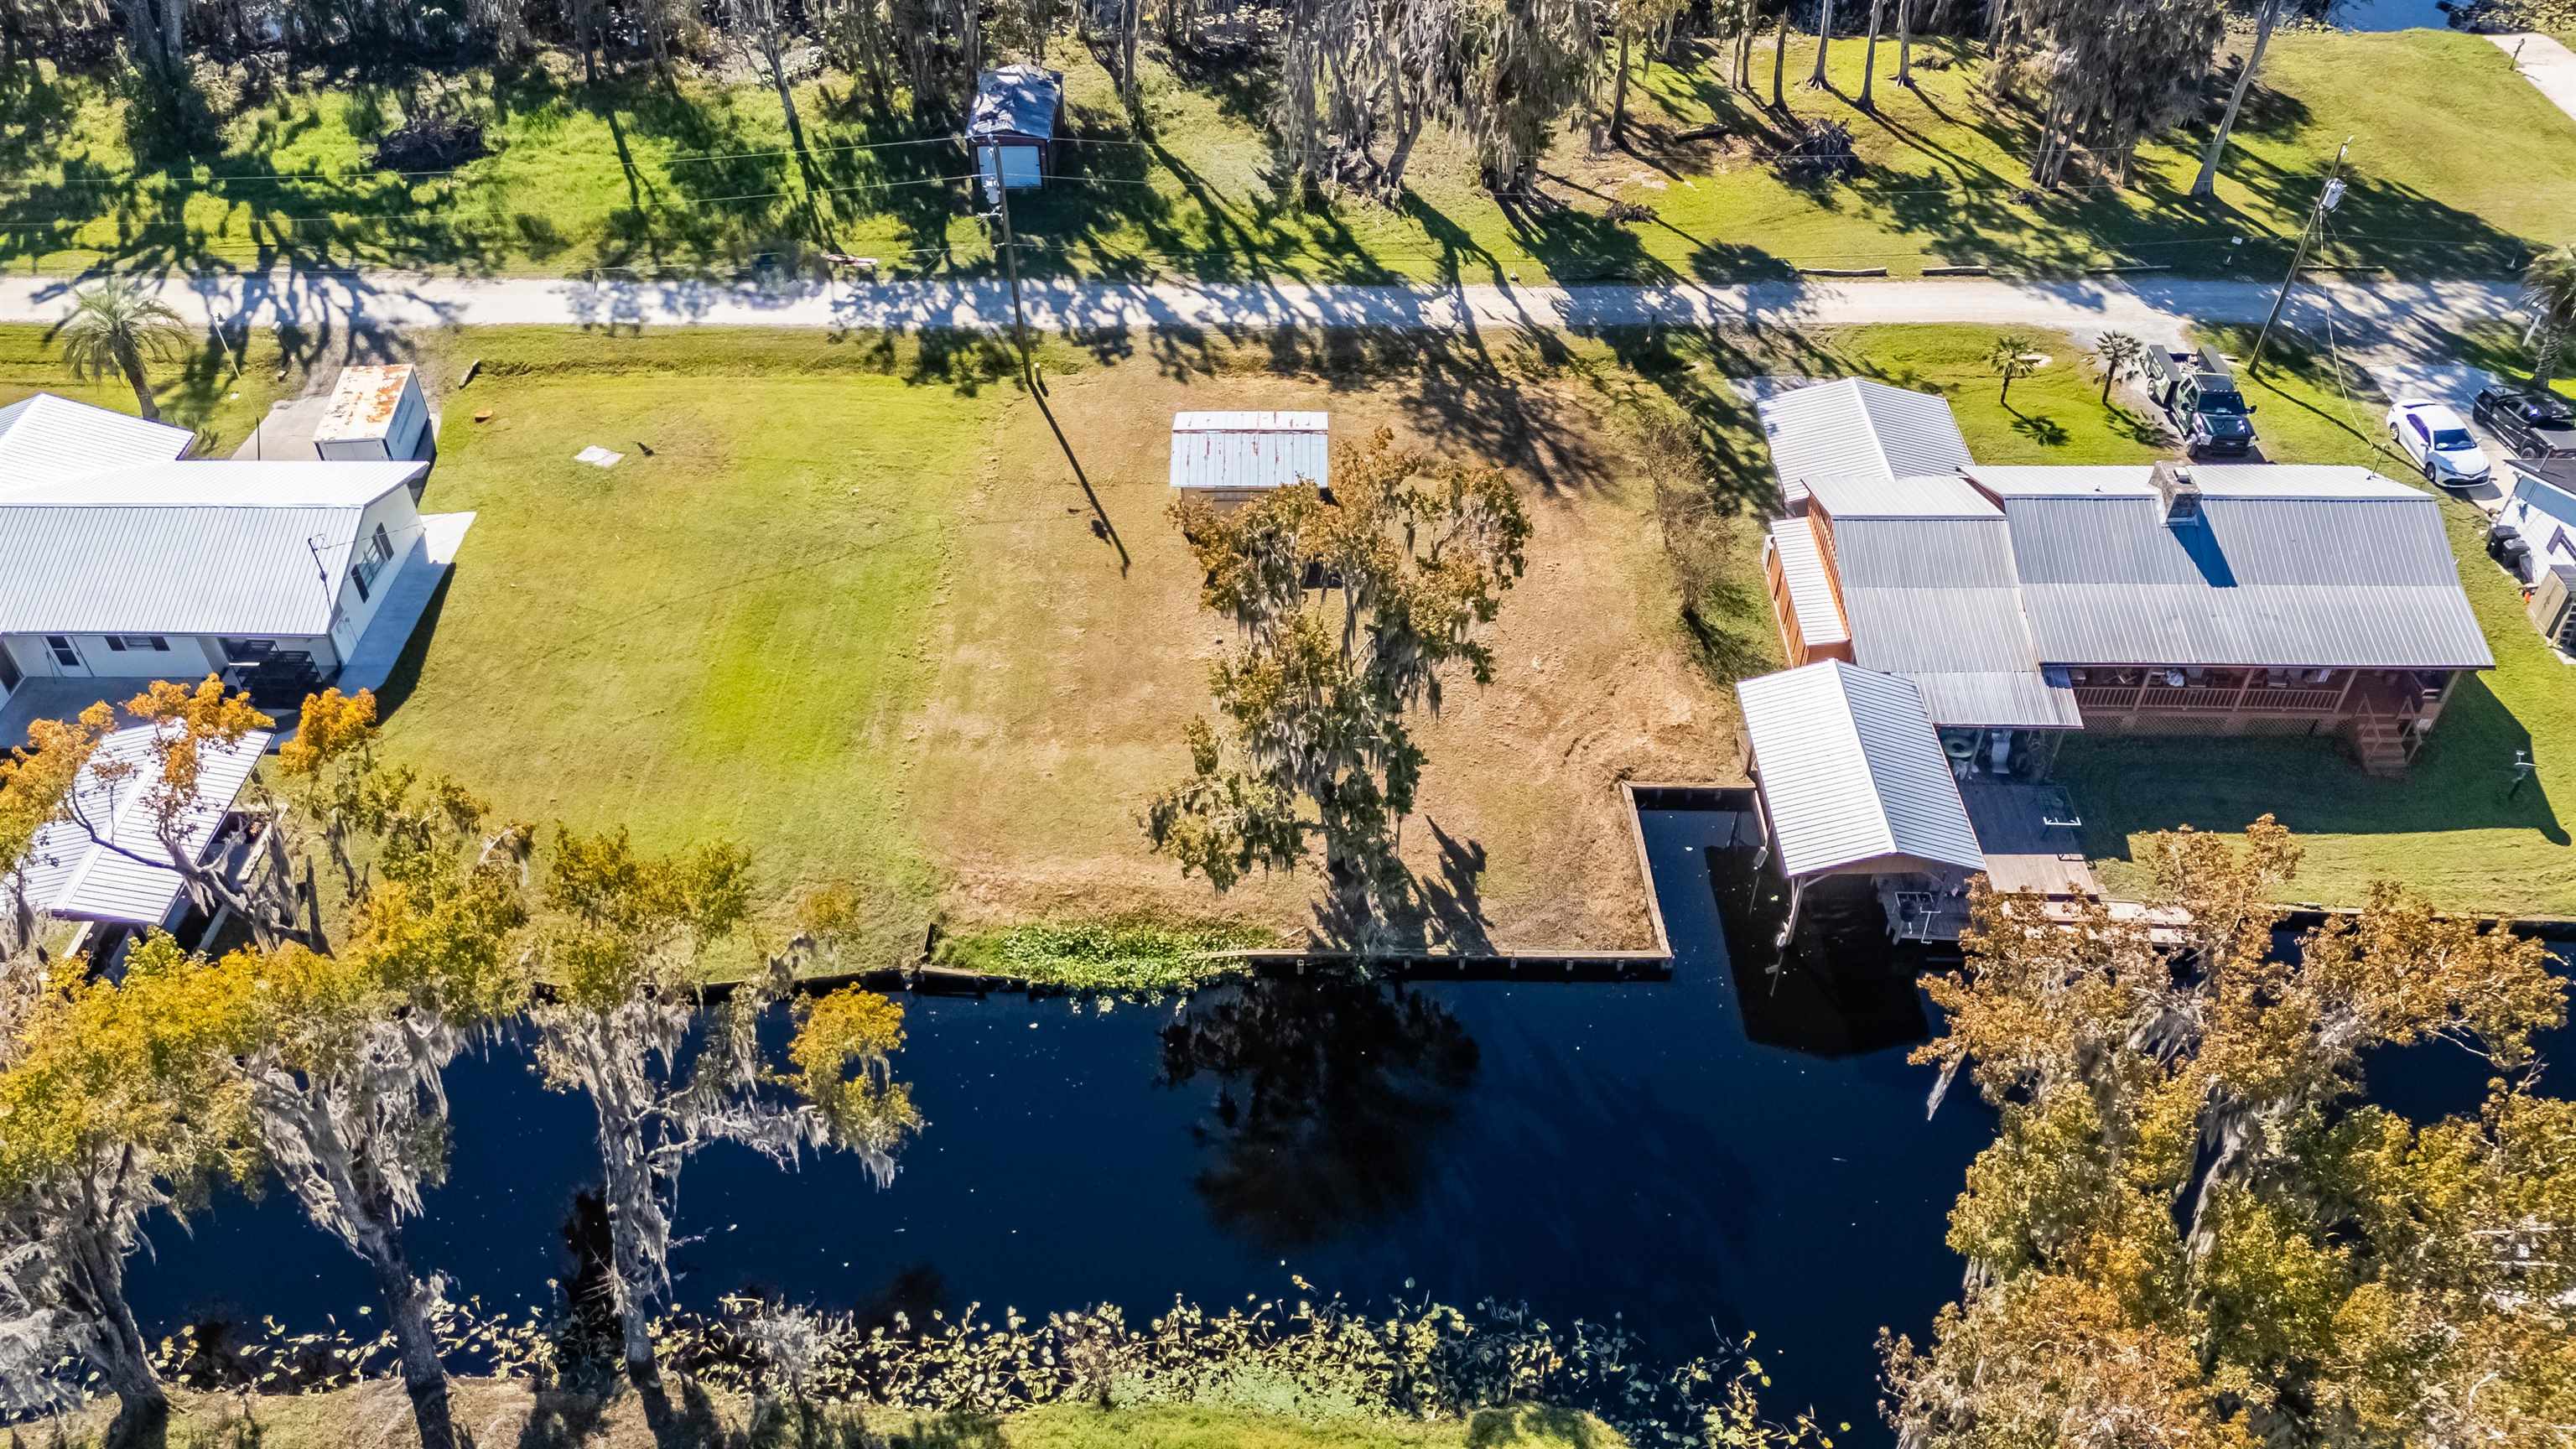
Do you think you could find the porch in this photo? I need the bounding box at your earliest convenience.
[2065,665,2452,754]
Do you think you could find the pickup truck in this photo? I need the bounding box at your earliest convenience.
[2472,385,2576,460]
[2147,345,2260,459]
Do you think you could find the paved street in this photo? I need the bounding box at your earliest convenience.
[0,267,2527,353]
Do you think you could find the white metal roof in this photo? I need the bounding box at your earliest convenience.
[0,393,192,486]
[314,364,419,444]
[1767,517,1850,647]
[0,461,423,636]
[1170,411,1332,493]
[0,459,424,506]
[1757,378,1973,510]
[1805,470,1999,519]
[1976,465,2492,670]
[5,722,271,927]
[1738,661,1985,880]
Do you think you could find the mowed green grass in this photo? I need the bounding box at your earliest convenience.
[6,28,2572,282]
[962,1402,1627,1448]
[376,330,1005,937]
[54,1383,1628,1449]
[0,325,291,453]
[1599,29,2576,279]
[2049,330,2576,917]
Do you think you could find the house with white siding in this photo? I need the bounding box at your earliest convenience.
[0,392,467,739]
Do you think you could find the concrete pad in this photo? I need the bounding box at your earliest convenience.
[2492,33,2576,127]
[2366,361,2511,512]
[335,511,475,697]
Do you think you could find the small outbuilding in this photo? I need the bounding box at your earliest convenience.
[969,65,1065,193]
[1169,411,1330,509]
[314,363,434,465]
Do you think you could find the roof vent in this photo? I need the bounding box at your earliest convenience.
[2153,460,2204,526]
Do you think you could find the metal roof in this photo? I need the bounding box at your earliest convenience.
[5,722,271,927]
[1805,470,1998,519]
[969,65,1063,141]
[1737,661,1985,880]
[0,461,424,636]
[1979,466,2493,669]
[1767,518,1849,647]
[0,393,192,486]
[1832,515,2082,729]
[1170,411,1331,493]
[314,364,418,444]
[1757,378,1973,510]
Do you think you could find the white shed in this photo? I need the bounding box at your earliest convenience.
[314,364,433,465]
[1170,411,1330,509]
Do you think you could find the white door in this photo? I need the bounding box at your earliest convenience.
[43,634,89,677]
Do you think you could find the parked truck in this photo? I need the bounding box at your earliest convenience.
[2148,345,2260,459]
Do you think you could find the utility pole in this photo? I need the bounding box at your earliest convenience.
[2249,136,2349,379]
[980,146,1038,394]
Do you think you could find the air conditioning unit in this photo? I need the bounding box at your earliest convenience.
[2531,564,2576,652]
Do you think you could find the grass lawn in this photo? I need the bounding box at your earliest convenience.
[2047,326,2576,917]
[371,330,1015,960]
[0,323,294,453]
[49,1381,1629,1449]
[6,28,2572,283]
[359,325,1744,957]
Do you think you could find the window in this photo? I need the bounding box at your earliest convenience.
[101,635,169,653]
[349,522,397,602]
[2432,428,2477,452]
[44,635,79,668]
[2407,416,2429,442]
[0,647,19,693]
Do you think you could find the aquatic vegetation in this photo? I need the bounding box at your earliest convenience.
[934,919,1273,992]
[133,1285,1830,1447]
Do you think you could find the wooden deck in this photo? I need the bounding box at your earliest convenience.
[1960,780,2101,898]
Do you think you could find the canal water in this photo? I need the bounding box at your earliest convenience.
[125,804,2566,1440]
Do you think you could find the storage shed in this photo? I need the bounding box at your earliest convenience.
[314,364,433,465]
[969,65,1064,192]
[1170,411,1330,508]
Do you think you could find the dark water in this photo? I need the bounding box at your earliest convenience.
[2325,0,2462,30]
[124,805,2568,1440]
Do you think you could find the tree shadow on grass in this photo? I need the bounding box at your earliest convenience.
[2007,406,2070,447]
[2059,673,2566,890]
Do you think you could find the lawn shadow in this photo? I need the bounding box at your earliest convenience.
[2059,672,2567,886]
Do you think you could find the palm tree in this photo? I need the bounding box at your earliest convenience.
[2092,330,2148,403]
[2523,243,2576,389]
[1987,331,2038,403]
[56,281,192,421]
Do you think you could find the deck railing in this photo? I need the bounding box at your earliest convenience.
[2072,683,2345,714]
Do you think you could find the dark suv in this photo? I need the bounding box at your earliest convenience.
[2149,345,2260,458]
[2472,385,2576,460]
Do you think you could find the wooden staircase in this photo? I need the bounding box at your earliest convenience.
[2348,704,2415,777]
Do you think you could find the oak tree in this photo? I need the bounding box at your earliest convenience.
[1145,428,1530,940]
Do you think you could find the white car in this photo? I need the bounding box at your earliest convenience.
[2386,399,2493,488]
